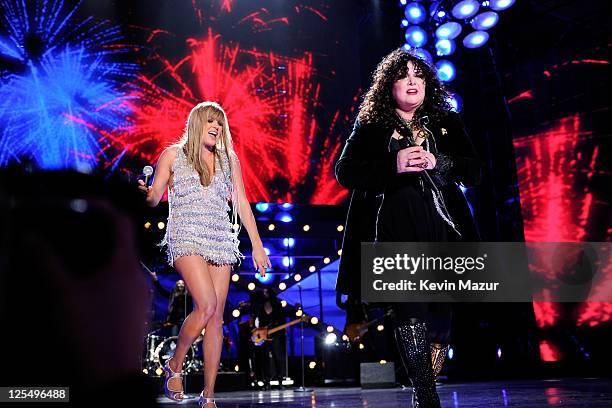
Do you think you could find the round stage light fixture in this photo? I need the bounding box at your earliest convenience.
[324,333,337,345]
[435,38,456,56]
[412,48,433,64]
[471,11,499,30]
[435,21,462,39]
[405,25,428,48]
[490,0,515,11]
[255,202,270,212]
[463,30,489,48]
[435,60,456,82]
[452,0,480,19]
[404,2,426,24]
[448,93,463,112]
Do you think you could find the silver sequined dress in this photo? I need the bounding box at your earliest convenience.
[162,146,241,266]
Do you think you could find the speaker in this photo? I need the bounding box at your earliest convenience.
[360,362,396,389]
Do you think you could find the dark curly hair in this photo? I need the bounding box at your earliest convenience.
[357,48,452,126]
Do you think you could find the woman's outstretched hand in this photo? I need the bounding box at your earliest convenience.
[252,245,271,277]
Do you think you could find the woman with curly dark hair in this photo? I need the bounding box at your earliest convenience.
[335,48,481,407]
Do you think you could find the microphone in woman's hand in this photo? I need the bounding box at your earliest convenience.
[143,166,154,186]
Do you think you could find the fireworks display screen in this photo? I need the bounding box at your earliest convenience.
[0,0,360,204]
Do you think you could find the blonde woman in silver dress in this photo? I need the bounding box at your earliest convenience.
[138,101,270,407]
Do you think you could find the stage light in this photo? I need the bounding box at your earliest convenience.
[232,309,240,318]
[294,274,302,282]
[380,360,387,365]
[437,10,446,18]
[448,93,463,112]
[401,19,409,28]
[255,202,270,212]
[309,361,317,369]
[279,282,287,290]
[278,213,293,223]
[326,325,335,333]
[342,334,349,341]
[303,224,310,232]
[359,343,365,350]
[268,223,275,231]
[471,11,499,30]
[452,0,480,19]
[435,60,456,82]
[412,48,433,64]
[337,224,344,232]
[435,21,462,39]
[296,309,303,317]
[405,2,426,24]
[490,0,515,11]
[157,221,165,230]
[405,25,428,48]
[257,381,264,387]
[263,247,271,255]
[283,237,295,248]
[310,316,319,325]
[155,367,163,376]
[308,265,316,272]
[377,324,384,332]
[234,365,240,372]
[463,30,489,48]
[497,347,502,359]
[323,257,331,264]
[435,39,456,56]
[337,249,342,256]
[448,347,454,359]
[248,282,256,291]
[400,0,407,5]
[144,221,151,229]
[324,333,337,345]
[143,368,148,374]
[281,300,287,307]
[282,256,294,268]
[231,273,240,282]
[255,271,271,283]
[281,203,294,210]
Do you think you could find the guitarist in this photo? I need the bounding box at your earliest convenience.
[251,288,287,389]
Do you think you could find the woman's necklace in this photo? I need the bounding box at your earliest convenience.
[395,112,429,143]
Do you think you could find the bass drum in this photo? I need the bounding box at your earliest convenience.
[154,336,199,374]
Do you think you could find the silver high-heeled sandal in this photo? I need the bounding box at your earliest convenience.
[198,391,217,407]
[162,358,184,402]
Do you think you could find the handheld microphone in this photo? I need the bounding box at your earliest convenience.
[143,166,154,186]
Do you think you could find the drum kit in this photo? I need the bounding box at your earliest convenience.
[141,330,204,375]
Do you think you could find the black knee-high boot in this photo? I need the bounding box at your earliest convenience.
[395,320,441,408]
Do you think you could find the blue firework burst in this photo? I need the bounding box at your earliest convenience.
[0,0,137,170]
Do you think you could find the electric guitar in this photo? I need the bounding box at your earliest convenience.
[251,316,309,346]
[344,309,394,343]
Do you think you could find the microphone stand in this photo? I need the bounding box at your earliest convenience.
[294,283,311,393]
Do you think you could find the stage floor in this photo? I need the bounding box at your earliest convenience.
[157,377,612,407]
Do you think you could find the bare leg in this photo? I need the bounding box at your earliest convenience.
[168,256,218,394]
[201,263,231,401]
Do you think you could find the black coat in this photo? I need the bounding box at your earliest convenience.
[335,111,482,299]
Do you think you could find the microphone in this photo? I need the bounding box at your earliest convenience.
[143,166,154,186]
